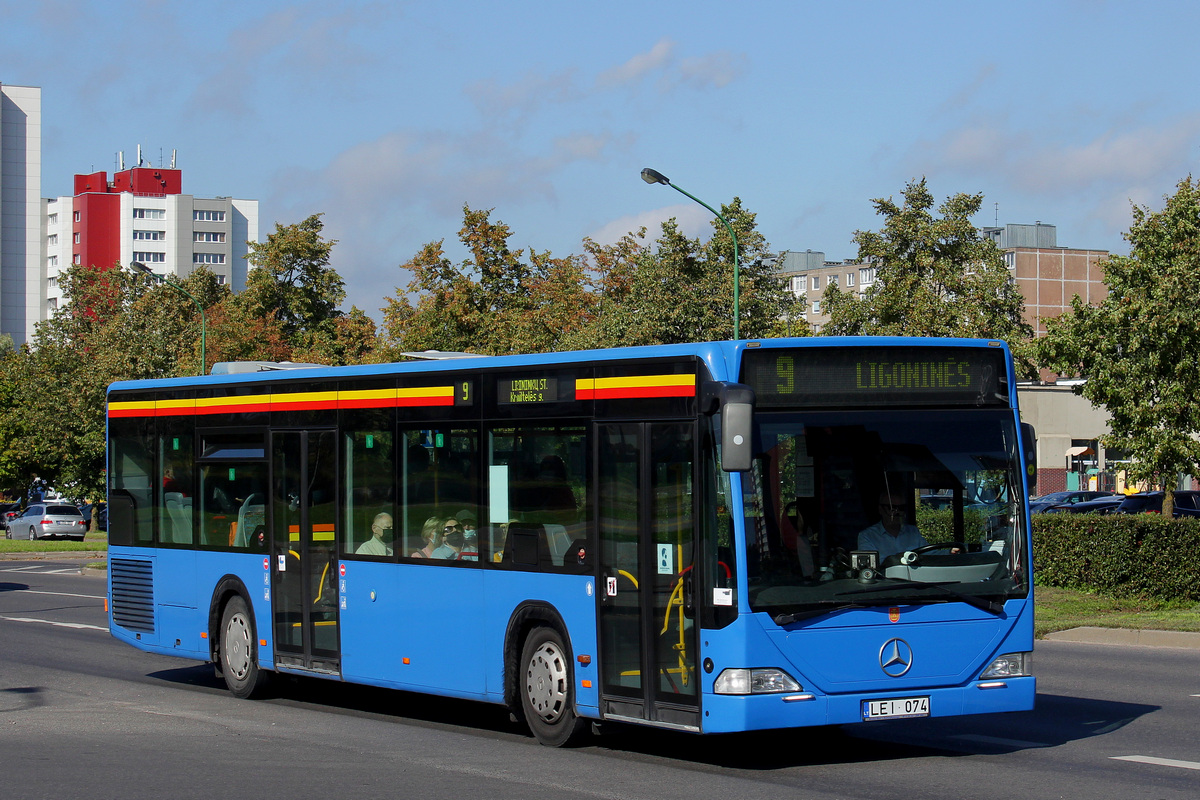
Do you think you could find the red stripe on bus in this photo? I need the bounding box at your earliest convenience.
[590,385,695,399]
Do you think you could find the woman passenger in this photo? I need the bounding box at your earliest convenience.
[410,516,443,558]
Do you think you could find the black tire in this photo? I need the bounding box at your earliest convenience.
[219,595,270,699]
[519,627,588,747]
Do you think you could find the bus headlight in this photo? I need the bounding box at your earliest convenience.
[979,652,1031,679]
[713,667,802,694]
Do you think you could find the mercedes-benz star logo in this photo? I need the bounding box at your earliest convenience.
[879,638,913,677]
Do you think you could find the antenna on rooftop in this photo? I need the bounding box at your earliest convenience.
[137,144,143,167]
[118,151,125,170]
[994,202,999,227]
[170,149,176,169]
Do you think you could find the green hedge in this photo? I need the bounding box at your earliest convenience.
[1032,513,1200,601]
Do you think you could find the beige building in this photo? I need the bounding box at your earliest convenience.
[777,223,1109,336]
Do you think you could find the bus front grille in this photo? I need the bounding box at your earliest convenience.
[110,557,155,634]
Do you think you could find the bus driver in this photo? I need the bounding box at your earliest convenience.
[857,488,928,561]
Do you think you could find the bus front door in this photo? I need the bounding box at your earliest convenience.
[271,430,340,674]
[597,421,699,731]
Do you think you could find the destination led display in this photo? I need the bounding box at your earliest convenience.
[498,377,561,404]
[741,346,1009,408]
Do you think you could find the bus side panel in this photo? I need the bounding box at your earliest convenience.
[482,571,600,717]
[339,561,486,696]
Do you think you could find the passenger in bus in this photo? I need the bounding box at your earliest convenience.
[410,515,444,558]
[355,512,394,556]
[857,489,928,561]
[492,519,520,562]
[455,509,479,560]
[433,518,463,558]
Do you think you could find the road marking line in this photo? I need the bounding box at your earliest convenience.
[0,615,108,632]
[1,566,42,572]
[951,734,1049,749]
[1111,755,1200,771]
[21,589,106,600]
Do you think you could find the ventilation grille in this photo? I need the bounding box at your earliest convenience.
[110,557,155,634]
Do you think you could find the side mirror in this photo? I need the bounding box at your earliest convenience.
[702,382,755,472]
[1021,422,1037,492]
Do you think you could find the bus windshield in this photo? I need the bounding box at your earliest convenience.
[742,407,1028,622]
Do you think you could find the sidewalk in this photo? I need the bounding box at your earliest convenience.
[1043,626,1200,650]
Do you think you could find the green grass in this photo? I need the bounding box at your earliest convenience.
[1034,584,1200,638]
[0,529,107,554]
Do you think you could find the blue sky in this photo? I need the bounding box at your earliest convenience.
[4,1,1199,318]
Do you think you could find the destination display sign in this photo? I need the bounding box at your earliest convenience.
[498,377,562,404]
[741,345,1009,408]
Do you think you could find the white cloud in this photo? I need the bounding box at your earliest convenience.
[673,51,746,90]
[596,38,675,87]
[588,203,718,247]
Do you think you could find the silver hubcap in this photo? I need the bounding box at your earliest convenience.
[525,641,568,723]
[28,528,35,540]
[224,612,252,680]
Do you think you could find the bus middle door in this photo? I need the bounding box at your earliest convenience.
[271,429,340,675]
[597,421,699,731]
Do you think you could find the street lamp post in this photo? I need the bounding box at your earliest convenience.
[641,167,741,340]
[130,262,207,376]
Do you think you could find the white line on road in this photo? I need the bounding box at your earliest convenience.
[19,589,106,600]
[1110,755,1200,771]
[0,615,108,632]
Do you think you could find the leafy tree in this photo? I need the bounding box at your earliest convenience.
[1038,176,1200,514]
[241,214,346,341]
[0,264,227,502]
[564,198,797,349]
[822,179,1033,370]
[292,306,380,366]
[380,206,594,357]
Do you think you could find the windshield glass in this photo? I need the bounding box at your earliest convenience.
[743,408,1027,621]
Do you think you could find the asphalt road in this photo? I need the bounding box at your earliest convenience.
[2,559,1198,800]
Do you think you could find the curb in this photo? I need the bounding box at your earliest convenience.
[1043,626,1200,649]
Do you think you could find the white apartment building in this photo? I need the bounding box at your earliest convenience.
[0,83,42,344]
[44,158,258,314]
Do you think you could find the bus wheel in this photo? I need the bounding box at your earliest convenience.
[220,595,269,699]
[520,627,587,747]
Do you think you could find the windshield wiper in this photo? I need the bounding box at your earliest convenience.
[773,602,870,626]
[839,579,1006,616]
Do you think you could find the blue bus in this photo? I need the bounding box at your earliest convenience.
[106,337,1036,745]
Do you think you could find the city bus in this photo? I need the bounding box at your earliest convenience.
[106,336,1037,746]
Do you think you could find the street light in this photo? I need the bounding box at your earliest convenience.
[641,167,742,340]
[130,262,207,376]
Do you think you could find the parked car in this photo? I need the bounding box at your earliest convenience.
[1029,490,1117,514]
[1043,495,1125,514]
[1114,491,1200,518]
[0,501,22,531]
[4,503,88,541]
[78,501,108,532]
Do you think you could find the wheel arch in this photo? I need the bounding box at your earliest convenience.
[503,600,575,717]
[208,575,254,666]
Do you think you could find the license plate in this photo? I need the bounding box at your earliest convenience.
[862,696,930,720]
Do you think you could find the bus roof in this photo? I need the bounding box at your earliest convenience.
[106,336,1011,395]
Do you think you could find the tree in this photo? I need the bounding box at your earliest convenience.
[822,179,1033,369]
[241,214,346,341]
[380,206,594,357]
[563,198,797,349]
[1038,176,1200,514]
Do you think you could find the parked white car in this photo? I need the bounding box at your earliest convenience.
[5,503,88,541]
